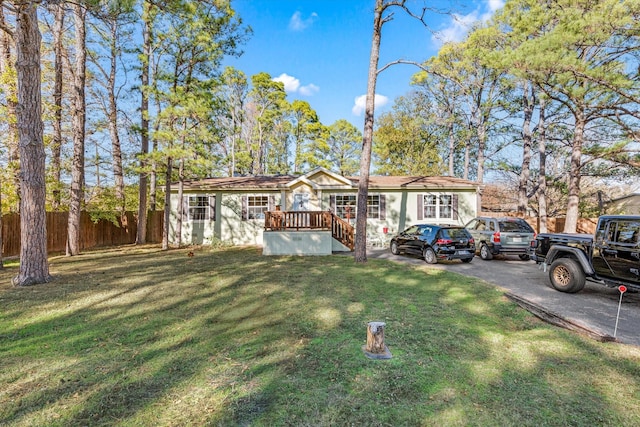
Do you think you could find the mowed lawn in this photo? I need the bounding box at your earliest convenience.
[1,246,640,426]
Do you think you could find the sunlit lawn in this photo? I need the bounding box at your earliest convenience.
[1,245,640,426]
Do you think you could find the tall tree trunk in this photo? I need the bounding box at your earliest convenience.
[0,6,20,210]
[13,1,50,285]
[150,139,158,211]
[564,110,585,233]
[537,97,548,233]
[137,1,152,244]
[175,118,188,246]
[66,3,87,256]
[50,4,64,211]
[0,178,3,269]
[474,105,486,184]
[463,141,470,180]
[0,6,14,269]
[354,0,384,263]
[162,158,172,250]
[150,39,159,211]
[176,162,184,247]
[107,20,125,214]
[447,120,455,176]
[518,81,535,215]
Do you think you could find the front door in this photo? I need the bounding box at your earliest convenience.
[293,193,310,211]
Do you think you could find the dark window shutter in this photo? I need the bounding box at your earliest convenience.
[241,196,248,221]
[208,196,216,221]
[380,195,386,220]
[330,195,336,213]
[452,194,458,221]
[417,194,423,221]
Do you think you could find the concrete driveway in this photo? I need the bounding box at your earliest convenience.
[366,247,640,347]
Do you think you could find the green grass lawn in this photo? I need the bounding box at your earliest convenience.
[1,246,640,426]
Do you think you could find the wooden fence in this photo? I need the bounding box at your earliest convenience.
[1,211,164,258]
[480,212,598,235]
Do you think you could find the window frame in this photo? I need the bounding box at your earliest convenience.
[245,195,270,220]
[367,194,381,219]
[184,194,215,222]
[418,193,458,221]
[334,194,357,220]
[330,193,386,220]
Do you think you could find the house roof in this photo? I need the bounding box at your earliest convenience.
[607,192,640,203]
[179,175,296,191]
[174,168,480,192]
[361,175,479,190]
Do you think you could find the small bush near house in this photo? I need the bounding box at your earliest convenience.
[1,246,640,426]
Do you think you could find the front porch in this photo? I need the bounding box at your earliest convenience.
[263,210,355,255]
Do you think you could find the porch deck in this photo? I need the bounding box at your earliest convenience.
[264,210,355,251]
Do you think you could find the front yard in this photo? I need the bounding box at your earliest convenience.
[1,246,640,426]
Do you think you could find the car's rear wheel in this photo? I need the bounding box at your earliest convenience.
[461,257,473,263]
[423,247,437,264]
[549,258,586,293]
[480,244,493,260]
[519,254,530,261]
[390,241,400,255]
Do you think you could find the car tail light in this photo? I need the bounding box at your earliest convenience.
[469,238,475,244]
[492,231,501,243]
[436,238,453,245]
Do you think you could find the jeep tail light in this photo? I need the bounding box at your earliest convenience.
[492,231,501,243]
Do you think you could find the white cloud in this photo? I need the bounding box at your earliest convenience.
[299,84,320,96]
[272,73,319,97]
[289,11,318,31]
[487,0,506,13]
[432,0,505,45]
[352,94,389,116]
[273,73,300,93]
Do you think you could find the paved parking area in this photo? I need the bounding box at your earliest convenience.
[366,248,640,347]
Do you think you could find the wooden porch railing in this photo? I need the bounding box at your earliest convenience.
[264,210,355,251]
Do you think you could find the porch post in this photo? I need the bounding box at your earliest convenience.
[280,189,287,210]
[214,191,222,240]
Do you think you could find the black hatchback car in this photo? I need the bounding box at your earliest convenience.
[389,224,475,264]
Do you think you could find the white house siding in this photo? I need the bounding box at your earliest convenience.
[169,193,217,245]
[322,189,478,236]
[170,192,282,246]
[219,193,278,245]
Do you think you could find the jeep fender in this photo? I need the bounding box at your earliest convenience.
[544,245,595,276]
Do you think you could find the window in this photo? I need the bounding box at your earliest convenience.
[418,193,457,221]
[439,195,453,218]
[607,221,640,244]
[335,195,357,220]
[367,195,380,219]
[330,194,386,220]
[246,195,269,220]
[423,195,437,218]
[187,196,210,221]
[184,195,214,221]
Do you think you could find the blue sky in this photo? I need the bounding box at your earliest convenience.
[224,0,505,128]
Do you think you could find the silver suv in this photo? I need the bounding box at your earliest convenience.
[464,217,535,260]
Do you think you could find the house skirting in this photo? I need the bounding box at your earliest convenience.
[263,231,350,255]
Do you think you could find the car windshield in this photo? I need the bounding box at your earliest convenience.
[443,228,469,239]
[499,220,533,233]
